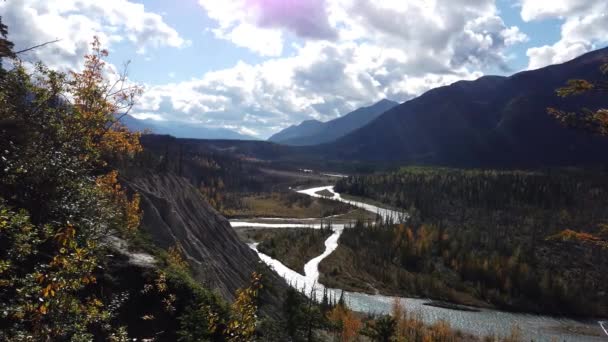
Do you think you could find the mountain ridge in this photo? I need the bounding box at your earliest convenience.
[268,119,325,143]
[268,99,398,146]
[316,47,608,167]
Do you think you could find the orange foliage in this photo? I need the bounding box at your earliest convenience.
[226,272,262,340]
[327,305,362,342]
[391,298,465,342]
[68,36,142,161]
[101,125,142,156]
[549,229,600,242]
[167,244,188,270]
[548,229,608,249]
[548,62,608,136]
[96,170,141,233]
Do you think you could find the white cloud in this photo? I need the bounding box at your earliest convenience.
[134,0,525,138]
[234,126,260,138]
[135,40,484,138]
[1,0,188,71]
[132,113,166,121]
[198,0,282,56]
[521,0,608,69]
[520,0,592,21]
[199,0,337,56]
[3,0,531,138]
[526,40,591,70]
[502,26,529,46]
[213,23,284,56]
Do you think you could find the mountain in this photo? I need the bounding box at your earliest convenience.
[268,119,324,143]
[121,115,256,140]
[268,99,398,145]
[319,48,608,167]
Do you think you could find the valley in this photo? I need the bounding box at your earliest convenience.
[238,227,333,274]
[230,181,607,341]
[134,128,608,341]
[3,20,608,341]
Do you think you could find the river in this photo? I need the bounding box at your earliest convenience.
[231,186,606,341]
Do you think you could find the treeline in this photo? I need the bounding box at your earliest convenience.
[336,167,608,218]
[333,167,608,316]
[124,135,267,210]
[282,287,522,342]
[128,135,327,211]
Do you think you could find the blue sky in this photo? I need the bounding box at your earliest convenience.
[108,0,269,85]
[2,0,607,138]
[110,0,562,84]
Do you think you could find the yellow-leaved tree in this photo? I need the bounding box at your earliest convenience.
[327,303,363,342]
[0,27,143,340]
[548,62,608,135]
[207,272,263,341]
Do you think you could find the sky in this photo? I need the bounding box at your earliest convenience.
[1,0,607,139]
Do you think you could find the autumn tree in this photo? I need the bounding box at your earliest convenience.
[0,27,144,340]
[327,304,362,342]
[548,62,608,135]
[68,37,142,162]
[362,315,396,342]
[207,272,263,341]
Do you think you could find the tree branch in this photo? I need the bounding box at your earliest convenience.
[15,39,61,54]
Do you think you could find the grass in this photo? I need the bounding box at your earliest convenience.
[339,193,404,212]
[315,189,335,198]
[317,243,386,294]
[238,228,332,274]
[318,241,491,309]
[224,191,354,218]
[331,208,377,221]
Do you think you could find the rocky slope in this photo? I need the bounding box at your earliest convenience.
[125,173,286,310]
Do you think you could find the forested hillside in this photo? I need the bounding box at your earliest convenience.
[330,168,608,316]
[268,119,325,144]
[269,99,397,146]
[319,48,608,167]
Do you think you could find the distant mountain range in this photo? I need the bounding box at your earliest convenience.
[268,119,325,144]
[268,99,398,146]
[121,115,256,141]
[126,47,608,168]
[315,47,608,167]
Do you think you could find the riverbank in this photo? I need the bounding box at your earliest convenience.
[237,227,333,274]
[339,192,404,213]
[237,184,607,341]
[333,169,608,318]
[223,191,353,218]
[318,241,491,309]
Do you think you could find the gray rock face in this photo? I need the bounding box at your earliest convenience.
[125,173,262,301]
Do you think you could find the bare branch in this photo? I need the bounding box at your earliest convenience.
[15,39,61,54]
[104,61,131,101]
